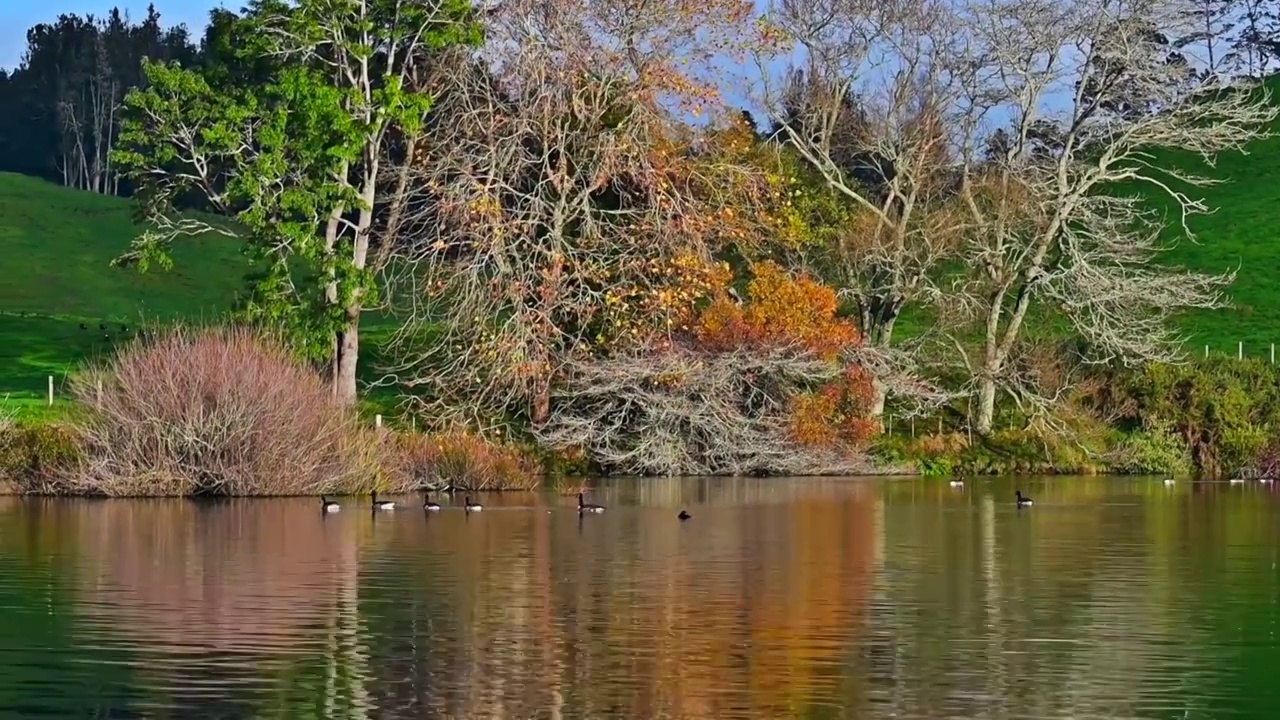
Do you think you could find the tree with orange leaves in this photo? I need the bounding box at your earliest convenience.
[382,0,765,431]
[538,261,879,476]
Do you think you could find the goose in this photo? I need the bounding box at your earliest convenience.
[1229,477,1246,484]
[371,491,395,511]
[464,496,483,512]
[321,496,340,513]
[678,510,691,521]
[949,477,964,488]
[578,493,605,514]
[423,495,442,511]
[1015,490,1033,507]
[1163,477,1176,485]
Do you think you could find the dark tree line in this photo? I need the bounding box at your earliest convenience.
[0,5,240,196]
[5,0,1280,201]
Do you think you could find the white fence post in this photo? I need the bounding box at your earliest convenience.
[47,376,53,407]
[375,414,383,429]
[1239,341,1244,360]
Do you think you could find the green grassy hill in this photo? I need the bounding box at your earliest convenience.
[1161,126,1280,358]
[0,172,248,402]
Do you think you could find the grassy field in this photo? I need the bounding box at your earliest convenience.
[2,112,1280,415]
[0,172,249,407]
[1160,122,1280,358]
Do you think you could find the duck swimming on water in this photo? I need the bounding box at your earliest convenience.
[371,491,395,511]
[321,496,340,513]
[578,493,605,514]
[1015,490,1033,507]
[678,510,691,521]
[464,496,483,512]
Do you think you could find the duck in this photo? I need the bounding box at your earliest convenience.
[1163,477,1176,485]
[423,494,442,511]
[1015,490,1033,507]
[1229,477,1246,484]
[949,477,964,488]
[321,496,340,513]
[464,496,483,512]
[577,493,605,514]
[678,510,691,521]
[371,491,395,511]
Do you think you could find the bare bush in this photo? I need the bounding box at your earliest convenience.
[388,432,540,491]
[537,346,876,476]
[69,326,369,496]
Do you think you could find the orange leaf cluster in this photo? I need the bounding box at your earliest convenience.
[688,262,878,451]
[694,261,861,360]
[596,253,733,351]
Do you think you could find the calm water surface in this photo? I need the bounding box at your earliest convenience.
[1,477,1278,718]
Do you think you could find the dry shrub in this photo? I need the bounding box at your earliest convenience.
[0,422,85,493]
[69,326,367,496]
[389,431,540,491]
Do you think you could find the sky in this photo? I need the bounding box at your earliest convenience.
[1,0,230,69]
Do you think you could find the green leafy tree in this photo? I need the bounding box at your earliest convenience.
[113,0,481,404]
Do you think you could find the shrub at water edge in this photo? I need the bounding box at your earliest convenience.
[68,326,371,496]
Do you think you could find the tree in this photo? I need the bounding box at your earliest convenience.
[1174,0,1239,77]
[1232,0,1280,76]
[537,262,878,476]
[384,0,760,428]
[762,0,966,417]
[0,5,197,193]
[952,0,1278,434]
[114,0,481,405]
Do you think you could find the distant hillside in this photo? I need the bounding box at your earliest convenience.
[0,173,247,398]
[1159,106,1280,357]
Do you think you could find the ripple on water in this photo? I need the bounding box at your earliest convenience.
[0,480,1274,717]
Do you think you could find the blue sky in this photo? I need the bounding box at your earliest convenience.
[1,0,230,69]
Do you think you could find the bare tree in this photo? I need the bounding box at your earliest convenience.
[762,0,968,416]
[951,0,1277,434]
[383,0,761,429]
[536,346,875,476]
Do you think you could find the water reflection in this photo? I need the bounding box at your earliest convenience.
[0,478,1275,718]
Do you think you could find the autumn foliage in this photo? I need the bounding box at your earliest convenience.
[693,261,878,452]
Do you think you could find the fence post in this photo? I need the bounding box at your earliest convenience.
[910,416,915,438]
[375,414,383,429]
[1204,344,1209,359]
[1239,341,1244,360]
[47,376,53,407]
[1271,343,1275,365]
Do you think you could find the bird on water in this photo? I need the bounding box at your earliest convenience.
[1015,490,1033,507]
[464,496,484,512]
[321,496,340,512]
[949,477,964,488]
[678,510,691,521]
[371,491,395,511]
[578,493,605,514]
[423,493,441,511]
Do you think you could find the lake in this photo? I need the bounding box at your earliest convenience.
[0,477,1277,718]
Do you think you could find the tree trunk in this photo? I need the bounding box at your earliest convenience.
[531,374,551,427]
[334,309,360,406]
[975,374,997,437]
